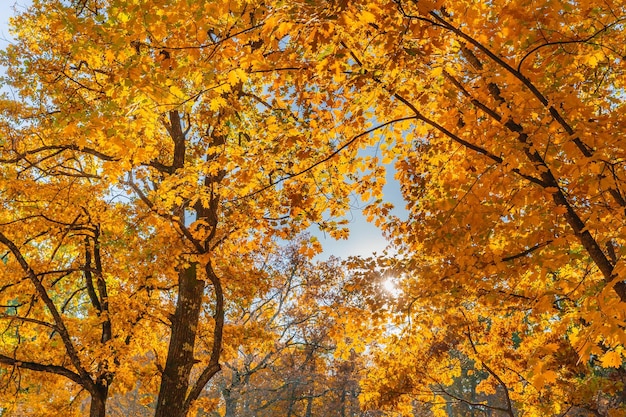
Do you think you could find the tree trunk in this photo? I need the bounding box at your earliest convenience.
[89,383,108,417]
[304,385,314,417]
[242,373,251,416]
[223,387,238,417]
[286,385,296,417]
[339,385,346,417]
[89,397,106,417]
[304,345,315,417]
[154,264,204,417]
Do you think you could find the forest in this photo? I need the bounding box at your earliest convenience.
[0,0,625,416]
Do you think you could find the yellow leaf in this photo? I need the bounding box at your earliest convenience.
[139,395,153,406]
[169,85,184,99]
[274,21,293,38]
[431,66,443,77]
[600,349,623,368]
[104,49,115,64]
[417,0,436,15]
[117,12,130,23]
[209,97,226,111]
[360,11,376,23]
[227,70,240,86]
[542,370,557,384]
[476,378,497,395]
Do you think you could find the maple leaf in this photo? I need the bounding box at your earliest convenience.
[600,350,624,369]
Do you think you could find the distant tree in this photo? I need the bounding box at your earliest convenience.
[210,243,364,417]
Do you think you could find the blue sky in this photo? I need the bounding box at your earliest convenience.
[0,0,404,260]
[0,4,13,50]
[1,2,28,49]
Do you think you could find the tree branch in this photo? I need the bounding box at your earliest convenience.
[0,354,83,386]
[0,232,95,392]
[182,261,225,414]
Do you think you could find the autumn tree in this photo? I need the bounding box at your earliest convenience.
[99,238,367,417]
[209,244,365,417]
[5,0,626,416]
[0,0,363,416]
[214,242,338,417]
[267,0,626,415]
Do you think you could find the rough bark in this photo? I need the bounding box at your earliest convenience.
[89,383,108,417]
[154,264,204,417]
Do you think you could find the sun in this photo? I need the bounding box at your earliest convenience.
[382,278,396,293]
[381,277,402,297]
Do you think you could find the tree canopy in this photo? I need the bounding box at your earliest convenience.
[1,0,626,416]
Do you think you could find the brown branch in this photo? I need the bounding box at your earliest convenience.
[149,23,264,51]
[233,116,419,201]
[143,159,173,174]
[502,241,553,262]
[429,11,597,159]
[517,17,626,72]
[181,261,224,414]
[0,145,116,164]
[124,174,206,253]
[0,232,95,392]
[464,322,515,417]
[61,286,88,313]
[0,313,57,330]
[84,238,102,313]
[168,110,186,170]
[393,91,546,187]
[339,41,547,187]
[92,226,111,345]
[0,354,83,386]
[49,214,82,264]
[442,47,626,302]
[432,382,513,414]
